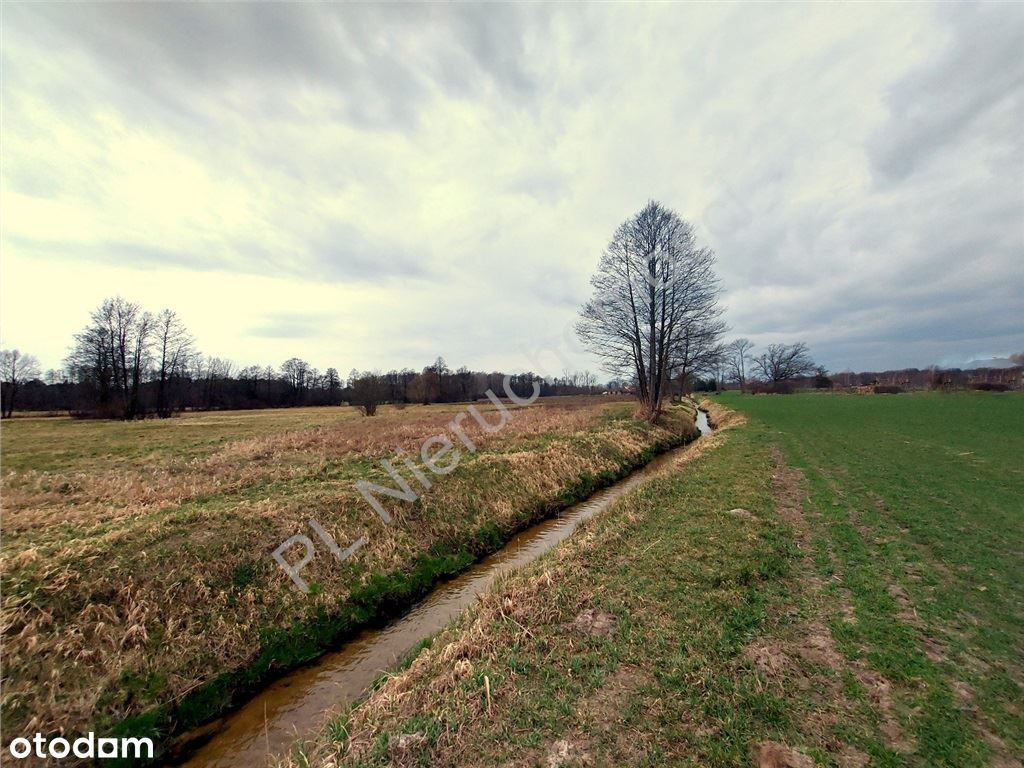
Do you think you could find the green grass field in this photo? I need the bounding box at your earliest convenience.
[291,392,1023,767]
[719,391,1024,766]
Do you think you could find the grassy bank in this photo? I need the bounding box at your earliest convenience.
[0,398,698,757]
[285,393,1022,767]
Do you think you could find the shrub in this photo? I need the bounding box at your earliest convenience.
[973,382,1009,392]
[873,385,903,394]
[752,382,793,395]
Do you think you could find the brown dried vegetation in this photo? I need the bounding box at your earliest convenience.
[0,398,695,745]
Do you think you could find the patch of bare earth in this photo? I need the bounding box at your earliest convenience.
[511,664,658,768]
[751,741,814,768]
[950,681,1023,768]
[570,608,616,638]
[387,732,429,768]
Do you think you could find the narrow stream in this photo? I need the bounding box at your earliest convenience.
[177,410,713,767]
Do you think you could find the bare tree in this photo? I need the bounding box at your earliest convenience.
[752,342,816,382]
[728,338,755,392]
[127,309,154,418]
[577,201,723,419]
[196,355,234,409]
[66,319,114,413]
[1,349,41,417]
[325,367,342,404]
[280,357,312,405]
[671,314,728,396]
[66,297,153,418]
[153,309,193,417]
[350,370,385,416]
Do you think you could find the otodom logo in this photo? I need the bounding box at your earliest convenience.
[8,733,154,760]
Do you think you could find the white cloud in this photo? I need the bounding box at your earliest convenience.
[1,3,1021,375]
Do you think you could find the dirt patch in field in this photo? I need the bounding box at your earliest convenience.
[856,667,916,754]
[838,597,857,625]
[770,448,810,537]
[887,582,924,628]
[530,664,657,768]
[387,732,428,767]
[950,680,1024,768]
[727,507,755,520]
[751,741,814,768]
[542,739,593,767]
[743,641,792,678]
[886,581,950,663]
[570,608,616,638]
[578,664,653,721]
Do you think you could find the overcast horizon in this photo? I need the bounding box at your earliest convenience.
[2,3,1022,378]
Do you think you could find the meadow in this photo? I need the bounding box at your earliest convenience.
[286,392,1023,768]
[0,397,699,757]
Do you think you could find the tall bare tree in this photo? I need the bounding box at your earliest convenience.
[325,367,342,404]
[0,349,41,418]
[153,308,193,417]
[752,342,816,382]
[671,314,728,396]
[66,297,153,418]
[728,338,755,392]
[577,201,723,419]
[281,358,311,403]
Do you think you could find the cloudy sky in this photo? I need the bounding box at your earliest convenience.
[2,3,1022,378]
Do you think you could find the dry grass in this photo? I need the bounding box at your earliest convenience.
[278,400,733,768]
[0,396,692,749]
[1,401,601,535]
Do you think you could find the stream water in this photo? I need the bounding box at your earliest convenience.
[176,409,713,767]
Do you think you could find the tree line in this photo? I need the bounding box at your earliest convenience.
[697,339,1021,393]
[0,298,609,419]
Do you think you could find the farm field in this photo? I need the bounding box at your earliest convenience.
[286,393,1024,768]
[0,397,699,757]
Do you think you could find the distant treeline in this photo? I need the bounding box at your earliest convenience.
[827,365,1022,391]
[705,365,1022,395]
[4,296,1020,418]
[5,365,603,418]
[0,297,610,419]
